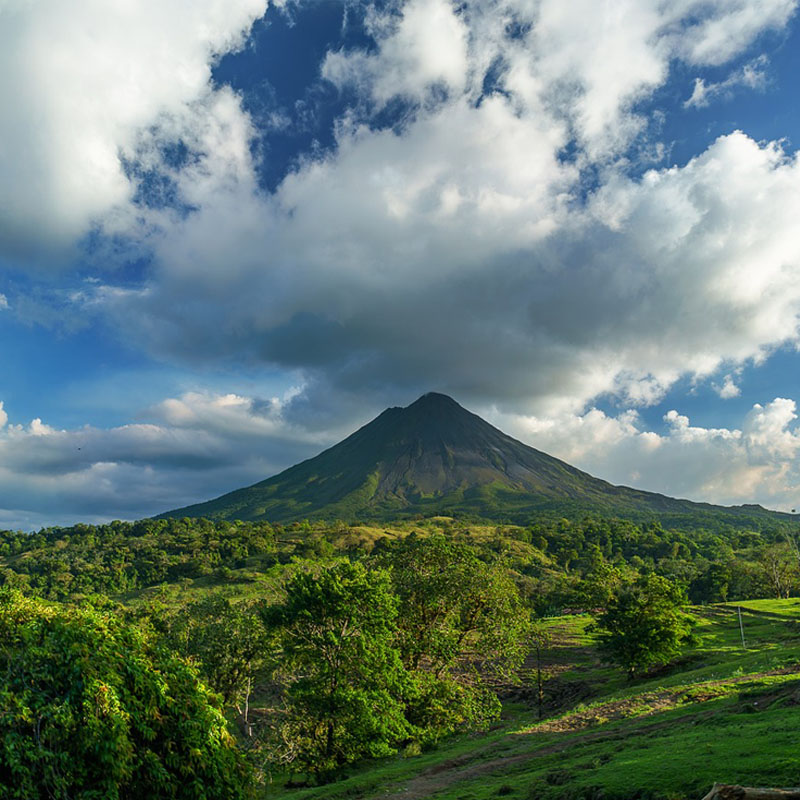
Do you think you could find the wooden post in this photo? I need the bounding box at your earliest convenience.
[737,606,747,649]
[535,642,544,720]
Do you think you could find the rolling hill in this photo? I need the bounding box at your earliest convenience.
[159,393,794,528]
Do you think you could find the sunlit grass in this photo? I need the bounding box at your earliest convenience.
[263,600,800,800]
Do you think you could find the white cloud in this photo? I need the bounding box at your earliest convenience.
[72,0,796,419]
[0,390,333,529]
[0,0,268,263]
[320,0,795,158]
[684,55,770,109]
[323,0,469,104]
[4,0,797,418]
[498,397,800,510]
[714,373,742,399]
[97,125,800,418]
[674,0,796,66]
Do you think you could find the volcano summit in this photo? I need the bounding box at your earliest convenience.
[161,393,789,527]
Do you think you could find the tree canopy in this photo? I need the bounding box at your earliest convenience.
[0,589,251,799]
[374,534,531,737]
[263,561,411,779]
[593,574,695,678]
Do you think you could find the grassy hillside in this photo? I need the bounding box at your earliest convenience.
[266,600,800,800]
[3,513,800,799]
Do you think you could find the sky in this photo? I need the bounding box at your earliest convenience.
[2,0,800,529]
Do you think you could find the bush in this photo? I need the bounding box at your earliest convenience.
[593,574,695,678]
[0,590,251,799]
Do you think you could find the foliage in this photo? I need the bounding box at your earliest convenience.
[593,574,695,677]
[376,534,530,674]
[577,562,633,609]
[154,593,272,735]
[1,513,796,614]
[374,534,531,737]
[0,517,276,599]
[0,589,251,800]
[756,543,799,598]
[263,562,412,780]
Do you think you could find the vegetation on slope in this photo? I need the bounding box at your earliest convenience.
[158,393,798,529]
[269,600,800,800]
[2,515,797,606]
[2,512,800,798]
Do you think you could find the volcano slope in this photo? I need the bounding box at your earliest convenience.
[160,393,793,529]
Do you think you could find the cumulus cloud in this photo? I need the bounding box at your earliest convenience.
[498,398,800,510]
[0,391,332,529]
[92,127,800,418]
[60,0,795,418]
[3,0,797,416]
[714,373,742,399]
[323,0,469,104]
[0,0,268,263]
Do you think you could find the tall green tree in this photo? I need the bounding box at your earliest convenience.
[593,574,695,679]
[263,561,411,780]
[374,534,531,736]
[157,594,272,737]
[0,590,251,800]
[757,543,798,599]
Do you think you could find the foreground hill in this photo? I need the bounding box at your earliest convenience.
[160,393,793,528]
[268,599,800,800]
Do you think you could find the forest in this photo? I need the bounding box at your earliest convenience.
[1,513,800,798]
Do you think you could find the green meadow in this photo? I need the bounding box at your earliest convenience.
[266,599,800,800]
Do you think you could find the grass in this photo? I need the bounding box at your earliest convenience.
[262,599,800,800]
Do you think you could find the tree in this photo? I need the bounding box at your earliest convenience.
[579,562,631,609]
[593,574,695,678]
[0,589,251,800]
[263,561,411,781]
[757,543,798,599]
[374,534,531,737]
[157,593,272,737]
[376,535,530,676]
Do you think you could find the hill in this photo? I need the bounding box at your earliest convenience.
[267,599,800,800]
[160,393,794,528]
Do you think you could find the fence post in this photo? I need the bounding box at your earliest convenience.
[737,605,747,649]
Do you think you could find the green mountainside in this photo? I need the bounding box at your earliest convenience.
[160,393,793,529]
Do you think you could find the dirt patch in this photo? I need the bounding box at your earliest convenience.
[527,689,678,734]
[424,754,478,776]
[385,749,532,800]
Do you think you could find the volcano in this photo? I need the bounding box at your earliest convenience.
[160,393,789,527]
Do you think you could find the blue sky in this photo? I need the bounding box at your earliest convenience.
[2,0,800,528]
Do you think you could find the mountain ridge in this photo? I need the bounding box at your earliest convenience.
[159,393,792,527]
